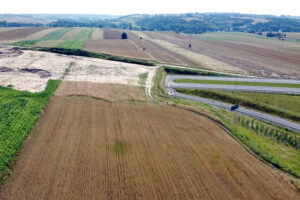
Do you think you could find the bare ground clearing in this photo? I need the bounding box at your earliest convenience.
[0,48,153,92]
[0,96,298,199]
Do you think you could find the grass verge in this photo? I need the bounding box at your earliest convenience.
[164,66,238,77]
[0,80,61,186]
[174,79,300,88]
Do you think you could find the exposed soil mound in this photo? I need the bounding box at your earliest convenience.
[0,47,23,58]
[19,68,51,78]
[0,66,14,72]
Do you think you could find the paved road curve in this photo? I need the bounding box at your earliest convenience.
[167,75,300,94]
[169,75,300,84]
[169,90,300,133]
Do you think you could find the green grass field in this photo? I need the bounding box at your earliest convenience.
[0,80,60,185]
[57,28,94,49]
[174,79,300,88]
[12,28,72,46]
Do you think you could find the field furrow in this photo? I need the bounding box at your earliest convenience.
[0,89,298,199]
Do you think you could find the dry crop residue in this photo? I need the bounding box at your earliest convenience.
[0,95,298,199]
[55,81,148,102]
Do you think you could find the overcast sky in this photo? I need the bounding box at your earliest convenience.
[1,0,299,16]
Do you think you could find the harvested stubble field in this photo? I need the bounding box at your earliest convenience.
[55,81,148,102]
[84,39,151,60]
[0,87,298,199]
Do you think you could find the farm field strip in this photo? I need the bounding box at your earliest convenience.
[35,28,84,47]
[12,28,73,46]
[0,94,298,199]
[0,27,48,43]
[138,32,247,74]
[57,28,94,49]
[0,80,60,185]
[84,39,151,60]
[141,31,300,78]
[90,28,103,40]
[128,34,201,66]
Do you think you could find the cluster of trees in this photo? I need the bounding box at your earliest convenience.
[48,19,132,30]
[1,13,300,34]
[0,20,43,27]
[236,116,300,150]
[134,14,300,34]
[266,32,286,38]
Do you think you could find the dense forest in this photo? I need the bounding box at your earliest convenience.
[0,13,300,33]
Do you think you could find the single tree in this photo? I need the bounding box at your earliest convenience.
[121,32,128,39]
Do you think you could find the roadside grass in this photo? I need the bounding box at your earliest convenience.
[175,88,300,122]
[57,28,94,49]
[11,28,72,46]
[174,79,300,88]
[0,80,61,186]
[164,66,237,77]
[153,66,300,178]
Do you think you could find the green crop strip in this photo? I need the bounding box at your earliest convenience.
[0,80,61,185]
[174,79,300,88]
[11,28,72,46]
[57,28,94,49]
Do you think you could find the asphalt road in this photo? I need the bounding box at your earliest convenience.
[170,90,300,133]
[167,75,300,94]
[169,75,300,84]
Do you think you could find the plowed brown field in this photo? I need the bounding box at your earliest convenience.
[0,27,47,41]
[84,39,151,59]
[130,38,200,66]
[0,91,298,199]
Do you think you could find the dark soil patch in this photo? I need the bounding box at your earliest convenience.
[19,68,51,78]
[0,67,14,72]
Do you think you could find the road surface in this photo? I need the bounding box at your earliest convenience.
[167,75,300,94]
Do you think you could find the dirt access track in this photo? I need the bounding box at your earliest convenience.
[0,83,298,199]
